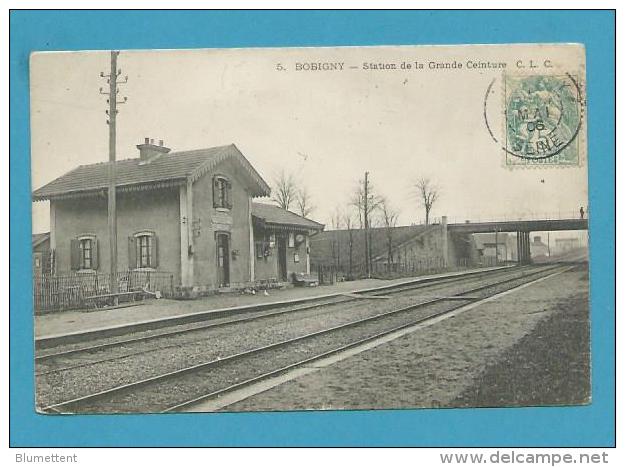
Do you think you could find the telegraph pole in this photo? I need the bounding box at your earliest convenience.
[495,228,498,265]
[547,231,551,257]
[100,51,128,302]
[364,171,370,277]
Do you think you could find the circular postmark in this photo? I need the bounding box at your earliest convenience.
[484,73,585,163]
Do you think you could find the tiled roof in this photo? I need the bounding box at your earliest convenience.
[252,202,324,231]
[32,144,270,200]
[32,232,50,248]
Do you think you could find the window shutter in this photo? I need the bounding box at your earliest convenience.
[152,235,159,268]
[70,239,80,270]
[213,177,219,208]
[128,236,137,269]
[92,238,99,270]
[226,180,233,209]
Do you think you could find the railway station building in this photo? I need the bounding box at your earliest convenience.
[32,140,324,290]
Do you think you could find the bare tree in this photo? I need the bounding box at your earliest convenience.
[330,208,343,269]
[343,208,356,277]
[272,170,298,210]
[380,198,399,266]
[295,186,314,218]
[414,177,440,225]
[351,173,382,276]
[331,208,343,230]
[350,188,364,229]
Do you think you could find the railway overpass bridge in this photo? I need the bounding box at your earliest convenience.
[442,214,588,265]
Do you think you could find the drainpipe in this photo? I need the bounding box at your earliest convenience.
[249,196,255,282]
[179,178,194,287]
[179,184,189,286]
[49,201,57,274]
[186,178,194,284]
[441,215,449,268]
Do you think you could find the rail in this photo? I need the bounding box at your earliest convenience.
[38,265,565,413]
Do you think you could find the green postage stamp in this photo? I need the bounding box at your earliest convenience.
[502,73,585,168]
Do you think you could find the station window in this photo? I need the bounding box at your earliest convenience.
[130,231,159,269]
[70,235,98,271]
[80,238,93,269]
[213,175,233,209]
[138,235,153,268]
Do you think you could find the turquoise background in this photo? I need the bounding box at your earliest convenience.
[10,10,615,447]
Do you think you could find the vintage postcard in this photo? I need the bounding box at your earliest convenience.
[31,44,589,414]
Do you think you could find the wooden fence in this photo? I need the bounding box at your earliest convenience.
[33,270,175,314]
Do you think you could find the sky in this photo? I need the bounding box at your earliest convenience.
[30,45,588,233]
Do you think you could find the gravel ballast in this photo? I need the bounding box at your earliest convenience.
[39,267,561,412]
[224,265,589,412]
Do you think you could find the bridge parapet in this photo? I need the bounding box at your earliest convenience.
[428,210,588,225]
[447,217,588,234]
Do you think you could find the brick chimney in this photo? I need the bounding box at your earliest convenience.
[137,137,170,161]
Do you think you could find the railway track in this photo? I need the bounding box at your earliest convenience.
[39,264,567,414]
[35,266,521,376]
